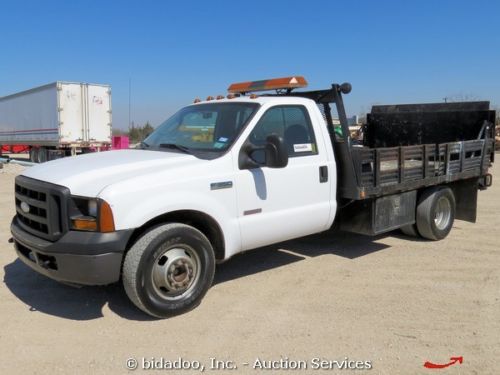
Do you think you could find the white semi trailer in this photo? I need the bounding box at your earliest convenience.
[0,82,112,162]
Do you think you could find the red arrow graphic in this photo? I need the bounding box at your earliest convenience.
[424,356,463,369]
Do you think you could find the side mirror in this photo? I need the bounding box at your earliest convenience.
[264,134,288,168]
[238,134,288,169]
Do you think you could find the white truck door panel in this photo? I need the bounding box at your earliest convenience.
[236,156,330,250]
[58,83,84,143]
[58,83,112,145]
[87,85,112,143]
[235,104,331,250]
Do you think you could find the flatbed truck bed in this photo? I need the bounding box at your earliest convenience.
[281,83,495,236]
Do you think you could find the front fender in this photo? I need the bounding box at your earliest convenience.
[99,188,242,260]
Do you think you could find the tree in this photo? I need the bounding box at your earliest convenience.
[112,128,127,136]
[128,124,140,144]
[126,122,155,144]
[142,122,154,139]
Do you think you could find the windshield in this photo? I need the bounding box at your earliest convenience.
[143,102,259,156]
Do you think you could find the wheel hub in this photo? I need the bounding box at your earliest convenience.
[434,196,451,230]
[152,247,199,299]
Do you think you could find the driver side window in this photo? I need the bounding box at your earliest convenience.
[248,105,317,163]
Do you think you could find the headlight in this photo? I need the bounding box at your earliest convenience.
[88,199,98,217]
[69,197,115,232]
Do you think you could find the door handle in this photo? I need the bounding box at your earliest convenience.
[319,166,328,183]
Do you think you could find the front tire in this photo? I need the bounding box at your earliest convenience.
[122,223,215,318]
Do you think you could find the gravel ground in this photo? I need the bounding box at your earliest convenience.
[0,159,499,374]
[0,163,26,175]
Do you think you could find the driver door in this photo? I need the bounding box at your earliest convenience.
[234,104,332,251]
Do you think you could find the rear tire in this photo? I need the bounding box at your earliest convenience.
[416,187,455,240]
[37,147,48,163]
[400,224,420,237]
[29,148,39,163]
[122,223,215,318]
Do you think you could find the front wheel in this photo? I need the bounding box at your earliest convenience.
[122,223,215,318]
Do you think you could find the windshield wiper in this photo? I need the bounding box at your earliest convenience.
[158,143,191,154]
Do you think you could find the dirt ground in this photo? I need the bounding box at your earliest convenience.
[0,158,499,374]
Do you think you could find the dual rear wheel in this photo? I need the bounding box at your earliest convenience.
[401,187,456,240]
[29,147,48,163]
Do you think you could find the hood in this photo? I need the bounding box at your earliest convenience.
[21,149,201,196]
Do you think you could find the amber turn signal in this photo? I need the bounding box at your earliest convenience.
[71,217,98,231]
[99,200,115,233]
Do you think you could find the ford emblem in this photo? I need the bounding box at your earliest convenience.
[20,201,30,214]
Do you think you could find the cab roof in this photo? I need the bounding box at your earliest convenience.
[191,95,316,107]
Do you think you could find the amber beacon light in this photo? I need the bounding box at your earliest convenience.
[228,76,308,94]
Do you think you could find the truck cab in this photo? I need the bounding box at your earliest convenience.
[10,76,495,318]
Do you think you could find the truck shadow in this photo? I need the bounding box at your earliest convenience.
[215,230,390,284]
[3,230,391,321]
[3,259,153,321]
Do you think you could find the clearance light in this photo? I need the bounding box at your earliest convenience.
[193,98,201,103]
[228,76,308,94]
[206,96,214,101]
[216,95,224,100]
[250,94,258,99]
[226,94,235,99]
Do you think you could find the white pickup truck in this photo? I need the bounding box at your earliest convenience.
[10,77,495,318]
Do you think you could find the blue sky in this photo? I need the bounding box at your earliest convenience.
[1,0,499,129]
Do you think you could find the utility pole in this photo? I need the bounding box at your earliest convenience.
[128,77,132,129]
